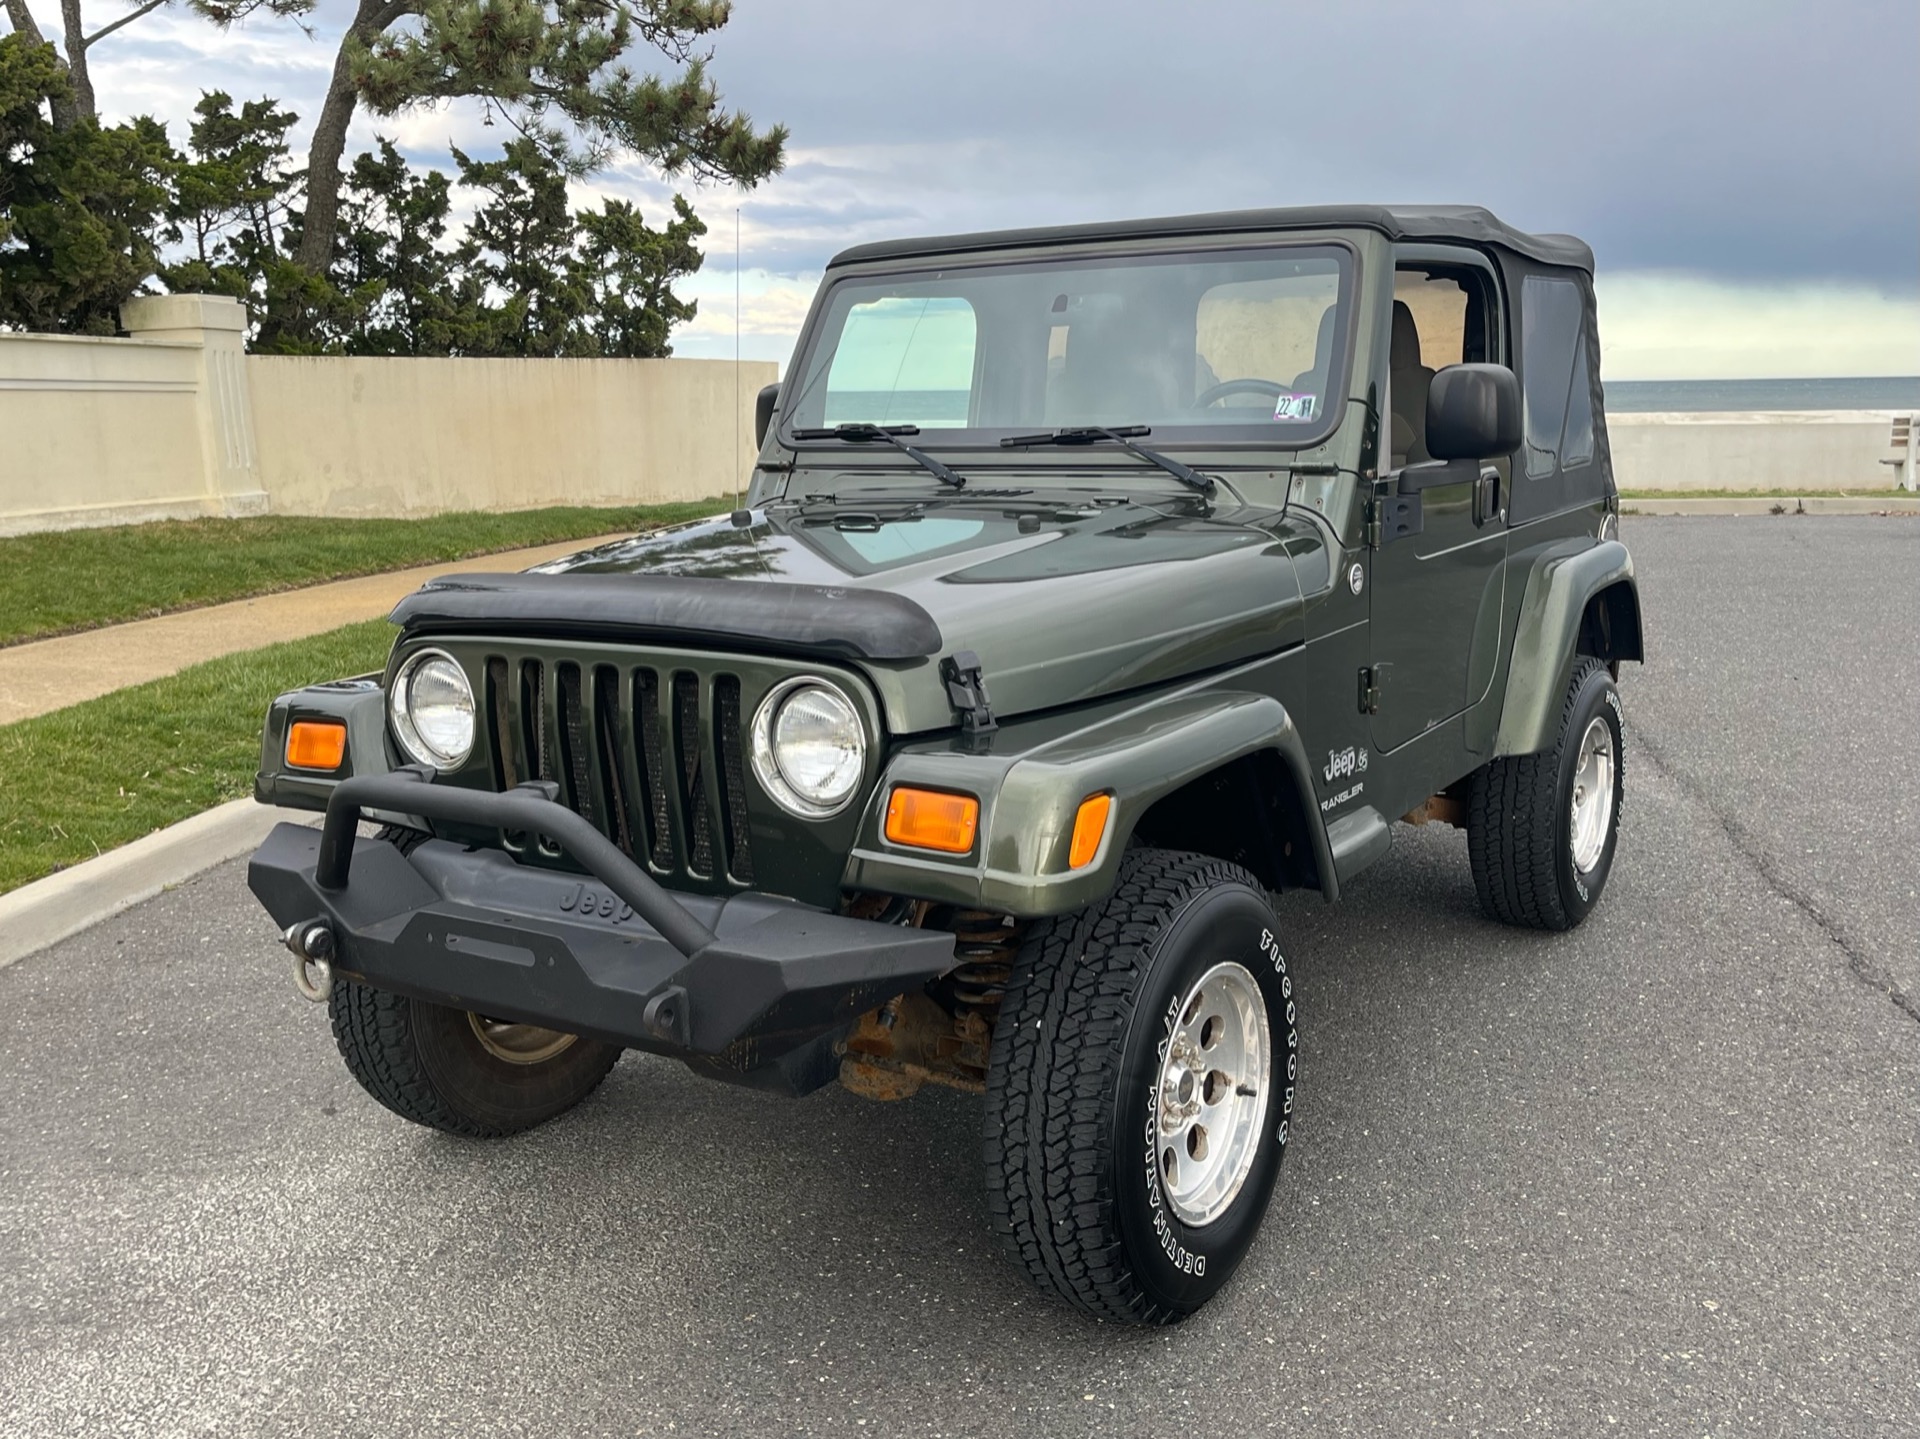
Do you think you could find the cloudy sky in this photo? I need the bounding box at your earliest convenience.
[33,0,1920,377]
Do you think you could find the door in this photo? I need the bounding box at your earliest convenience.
[1367,253,1512,754]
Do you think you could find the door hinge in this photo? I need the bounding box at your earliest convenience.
[941,649,998,735]
[1366,493,1423,549]
[1359,663,1390,715]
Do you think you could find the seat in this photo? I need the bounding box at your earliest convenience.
[1289,304,1339,395]
[1047,309,1184,426]
[1389,299,1434,468]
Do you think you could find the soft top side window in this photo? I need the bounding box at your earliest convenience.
[1520,275,1595,479]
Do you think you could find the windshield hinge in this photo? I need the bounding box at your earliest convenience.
[941,650,998,736]
[1358,663,1390,715]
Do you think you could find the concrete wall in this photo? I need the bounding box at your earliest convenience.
[1609,410,1909,492]
[0,296,265,533]
[247,354,771,517]
[0,294,773,536]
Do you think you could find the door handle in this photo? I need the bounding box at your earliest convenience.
[1474,466,1502,527]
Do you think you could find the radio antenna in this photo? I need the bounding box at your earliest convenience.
[734,203,743,510]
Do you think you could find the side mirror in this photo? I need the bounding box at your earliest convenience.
[755,382,781,448]
[1427,363,1521,461]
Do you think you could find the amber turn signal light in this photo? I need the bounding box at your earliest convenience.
[1068,793,1113,869]
[884,787,979,854]
[285,719,347,771]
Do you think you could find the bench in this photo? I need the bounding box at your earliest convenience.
[1882,414,1915,490]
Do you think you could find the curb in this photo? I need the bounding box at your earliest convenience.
[1618,496,1920,516]
[0,800,313,969]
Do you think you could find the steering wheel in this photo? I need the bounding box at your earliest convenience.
[1194,377,1289,409]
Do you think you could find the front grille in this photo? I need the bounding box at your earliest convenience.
[482,656,756,884]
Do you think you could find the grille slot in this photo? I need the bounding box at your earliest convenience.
[593,665,635,857]
[713,677,754,884]
[486,657,517,790]
[556,663,594,829]
[635,668,673,869]
[484,656,758,885]
[674,673,714,877]
[521,659,549,782]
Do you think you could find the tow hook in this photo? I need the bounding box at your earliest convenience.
[284,919,336,1003]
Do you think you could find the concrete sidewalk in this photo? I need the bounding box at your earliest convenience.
[0,533,628,725]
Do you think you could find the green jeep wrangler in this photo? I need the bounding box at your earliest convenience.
[249,204,1642,1325]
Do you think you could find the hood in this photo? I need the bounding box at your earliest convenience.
[461,491,1327,733]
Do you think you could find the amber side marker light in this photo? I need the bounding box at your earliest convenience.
[1069,793,1113,869]
[885,787,979,854]
[286,720,347,771]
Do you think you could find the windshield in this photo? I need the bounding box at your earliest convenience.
[783,243,1353,450]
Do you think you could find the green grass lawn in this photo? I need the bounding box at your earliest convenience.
[0,619,394,894]
[0,499,725,648]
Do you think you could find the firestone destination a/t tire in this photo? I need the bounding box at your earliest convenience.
[983,849,1299,1324]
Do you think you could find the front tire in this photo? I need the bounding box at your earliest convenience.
[983,850,1298,1324]
[1468,656,1625,930]
[326,827,621,1138]
[330,983,622,1137]
[329,983,622,1138]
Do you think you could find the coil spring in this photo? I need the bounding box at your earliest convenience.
[946,910,1020,1009]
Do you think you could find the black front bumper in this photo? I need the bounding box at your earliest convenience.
[248,771,956,1095]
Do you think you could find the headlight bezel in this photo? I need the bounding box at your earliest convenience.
[387,647,477,772]
[750,676,867,819]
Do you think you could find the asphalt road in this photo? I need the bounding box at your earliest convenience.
[4,516,1916,1438]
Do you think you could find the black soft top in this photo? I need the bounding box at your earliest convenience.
[829,204,1593,273]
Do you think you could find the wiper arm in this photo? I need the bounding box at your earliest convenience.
[790,422,966,489]
[999,425,1215,495]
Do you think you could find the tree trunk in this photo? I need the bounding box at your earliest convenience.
[3,0,78,129]
[58,0,94,120]
[294,0,386,274]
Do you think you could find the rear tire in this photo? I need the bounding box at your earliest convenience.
[983,849,1298,1324]
[1468,656,1625,930]
[328,827,621,1138]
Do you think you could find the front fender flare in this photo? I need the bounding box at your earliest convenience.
[1495,538,1639,758]
[842,688,1333,916]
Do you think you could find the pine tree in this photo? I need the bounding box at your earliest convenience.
[277,0,783,346]
[569,192,702,357]
[335,138,477,355]
[0,33,174,333]
[1,0,310,131]
[158,91,301,303]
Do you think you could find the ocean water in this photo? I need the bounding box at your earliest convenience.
[1601,377,1918,412]
[819,379,1920,425]
[823,390,972,426]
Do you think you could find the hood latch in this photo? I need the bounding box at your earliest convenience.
[941,650,998,736]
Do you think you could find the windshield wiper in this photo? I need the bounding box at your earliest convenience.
[790,422,966,489]
[998,425,1215,495]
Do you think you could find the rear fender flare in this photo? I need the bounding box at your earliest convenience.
[1495,538,1640,758]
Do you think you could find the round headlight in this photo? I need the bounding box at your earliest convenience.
[389,649,475,770]
[751,680,865,816]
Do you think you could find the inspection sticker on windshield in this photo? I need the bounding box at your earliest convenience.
[1272,392,1318,421]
